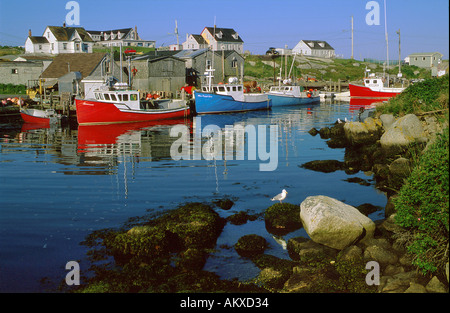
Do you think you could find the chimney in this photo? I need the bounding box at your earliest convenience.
[28,29,32,37]
[63,22,66,28]
[134,25,138,40]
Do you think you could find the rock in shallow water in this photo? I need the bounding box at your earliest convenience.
[300,195,375,250]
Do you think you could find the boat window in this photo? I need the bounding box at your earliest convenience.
[365,80,370,84]
[218,86,226,92]
[95,93,99,100]
[117,94,122,101]
[104,93,110,100]
[98,93,104,100]
[233,86,237,91]
[130,94,138,101]
[110,94,117,101]
[237,86,242,91]
[123,94,128,101]
[373,80,377,84]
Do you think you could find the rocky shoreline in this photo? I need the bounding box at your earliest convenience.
[76,111,448,293]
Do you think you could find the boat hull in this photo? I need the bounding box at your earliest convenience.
[194,91,271,114]
[268,94,320,106]
[349,83,403,98]
[75,98,190,125]
[20,108,55,126]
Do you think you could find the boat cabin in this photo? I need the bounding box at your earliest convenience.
[363,76,387,91]
[94,90,142,110]
[269,85,303,96]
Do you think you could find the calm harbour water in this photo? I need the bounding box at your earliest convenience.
[0,100,387,292]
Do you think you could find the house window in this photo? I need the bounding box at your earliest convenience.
[415,57,418,61]
[51,43,54,50]
[231,58,238,68]
[63,43,67,50]
[423,57,426,61]
[39,45,42,50]
[76,43,80,51]
[11,69,18,74]
[206,60,212,69]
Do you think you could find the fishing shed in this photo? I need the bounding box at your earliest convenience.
[131,51,186,97]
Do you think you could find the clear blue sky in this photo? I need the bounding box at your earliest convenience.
[1,0,448,60]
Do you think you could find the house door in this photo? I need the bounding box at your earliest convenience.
[162,78,171,94]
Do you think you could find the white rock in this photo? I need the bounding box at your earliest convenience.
[300,196,375,250]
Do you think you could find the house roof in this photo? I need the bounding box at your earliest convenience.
[47,26,94,42]
[87,28,133,35]
[174,48,209,59]
[408,52,443,57]
[40,53,106,79]
[203,27,243,43]
[133,50,180,61]
[301,40,334,50]
[191,34,208,45]
[28,36,50,44]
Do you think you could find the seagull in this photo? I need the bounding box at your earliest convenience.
[337,118,342,123]
[271,189,288,203]
[344,117,349,122]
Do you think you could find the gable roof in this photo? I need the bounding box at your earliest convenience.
[28,36,50,44]
[40,53,106,79]
[203,27,243,43]
[87,28,138,40]
[47,26,94,42]
[301,40,334,50]
[191,34,207,45]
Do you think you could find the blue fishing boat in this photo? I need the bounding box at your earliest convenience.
[194,69,271,114]
[266,85,320,106]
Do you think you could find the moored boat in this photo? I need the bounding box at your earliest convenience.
[266,85,320,106]
[75,86,190,125]
[20,108,61,126]
[193,69,271,114]
[349,68,405,99]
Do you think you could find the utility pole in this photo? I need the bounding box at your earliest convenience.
[396,29,401,75]
[351,16,354,59]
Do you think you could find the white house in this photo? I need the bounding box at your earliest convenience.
[86,27,155,48]
[25,25,94,54]
[292,40,335,58]
[182,34,209,50]
[199,27,244,53]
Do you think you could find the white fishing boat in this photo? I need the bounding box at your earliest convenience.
[267,83,320,106]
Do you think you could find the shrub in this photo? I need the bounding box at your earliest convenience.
[394,127,449,274]
[376,75,449,116]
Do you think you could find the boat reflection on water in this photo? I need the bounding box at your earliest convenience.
[77,118,192,155]
[349,97,387,121]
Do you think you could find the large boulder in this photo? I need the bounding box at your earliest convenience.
[343,117,382,145]
[380,114,427,154]
[299,196,375,250]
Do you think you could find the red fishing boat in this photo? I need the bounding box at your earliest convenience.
[20,108,60,126]
[75,87,190,125]
[349,68,405,99]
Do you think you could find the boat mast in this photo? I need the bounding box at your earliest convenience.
[384,0,389,86]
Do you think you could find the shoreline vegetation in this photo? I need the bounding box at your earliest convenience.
[61,74,448,294]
